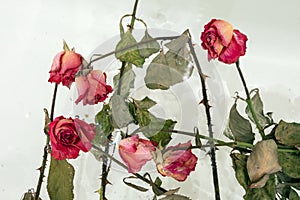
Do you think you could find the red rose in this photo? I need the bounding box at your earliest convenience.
[48,50,82,88]
[154,141,197,181]
[200,19,248,64]
[75,70,113,105]
[48,116,96,160]
[118,135,157,173]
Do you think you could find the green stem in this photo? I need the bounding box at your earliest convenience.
[235,60,266,139]
[35,83,58,200]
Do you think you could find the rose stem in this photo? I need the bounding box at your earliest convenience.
[92,144,168,193]
[100,1,140,199]
[235,60,266,139]
[187,38,221,200]
[35,83,58,200]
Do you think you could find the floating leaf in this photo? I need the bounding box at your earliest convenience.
[47,158,75,200]
[93,104,114,146]
[229,103,255,144]
[113,63,136,97]
[138,30,160,58]
[245,91,270,128]
[111,94,133,128]
[247,140,281,187]
[144,32,193,90]
[231,153,250,191]
[134,96,157,110]
[275,120,300,147]
[159,194,191,200]
[278,152,300,178]
[139,116,176,147]
[115,30,145,67]
[243,175,276,200]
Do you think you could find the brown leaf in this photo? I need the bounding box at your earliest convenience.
[247,140,281,188]
[248,174,270,188]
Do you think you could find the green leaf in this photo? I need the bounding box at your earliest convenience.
[47,158,75,200]
[247,140,281,188]
[289,188,300,200]
[243,174,276,200]
[275,120,300,147]
[154,177,162,187]
[113,63,136,97]
[94,104,114,146]
[278,152,300,178]
[115,30,145,67]
[277,184,300,200]
[229,103,255,144]
[138,30,160,58]
[245,91,271,128]
[111,94,134,128]
[231,153,250,191]
[144,32,193,90]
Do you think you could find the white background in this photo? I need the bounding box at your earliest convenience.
[0,0,300,199]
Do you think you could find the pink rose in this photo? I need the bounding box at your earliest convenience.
[75,70,113,105]
[154,141,197,181]
[118,135,157,173]
[48,116,96,160]
[48,50,82,88]
[200,19,248,64]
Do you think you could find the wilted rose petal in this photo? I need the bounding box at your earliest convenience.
[201,19,248,64]
[48,116,96,160]
[75,70,113,105]
[48,50,82,88]
[154,141,197,181]
[118,135,156,173]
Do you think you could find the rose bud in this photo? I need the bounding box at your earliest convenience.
[118,135,157,173]
[200,19,248,64]
[153,141,198,181]
[48,116,96,160]
[48,50,82,88]
[75,70,113,105]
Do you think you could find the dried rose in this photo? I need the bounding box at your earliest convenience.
[48,116,96,160]
[118,135,156,173]
[154,141,197,181]
[75,70,113,105]
[48,50,82,88]
[200,19,248,64]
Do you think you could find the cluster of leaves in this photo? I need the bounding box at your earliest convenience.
[224,90,300,199]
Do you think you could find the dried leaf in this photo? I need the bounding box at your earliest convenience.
[275,120,300,147]
[245,91,270,127]
[113,63,136,97]
[123,176,149,192]
[47,158,75,200]
[243,175,276,200]
[247,140,281,187]
[230,153,250,191]
[115,30,145,67]
[159,194,191,200]
[111,94,133,128]
[229,103,255,144]
[278,152,300,178]
[138,30,160,58]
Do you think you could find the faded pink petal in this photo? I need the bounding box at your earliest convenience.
[119,135,156,173]
[155,141,197,182]
[75,70,113,105]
